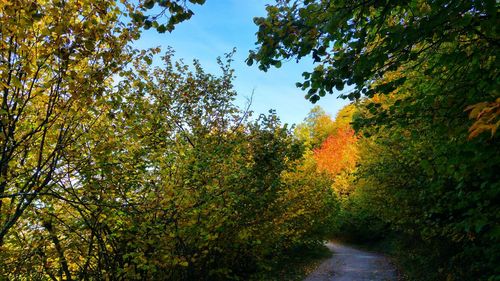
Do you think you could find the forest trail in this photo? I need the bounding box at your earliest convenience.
[304,241,397,281]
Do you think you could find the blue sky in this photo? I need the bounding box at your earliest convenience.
[134,0,350,125]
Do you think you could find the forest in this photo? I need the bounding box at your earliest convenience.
[0,0,498,280]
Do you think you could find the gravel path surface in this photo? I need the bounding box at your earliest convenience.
[304,241,397,281]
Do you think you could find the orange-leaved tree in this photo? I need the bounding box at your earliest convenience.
[313,126,357,178]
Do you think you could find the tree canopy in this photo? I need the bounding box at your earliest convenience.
[248,0,498,107]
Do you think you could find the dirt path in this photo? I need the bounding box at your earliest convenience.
[304,241,397,281]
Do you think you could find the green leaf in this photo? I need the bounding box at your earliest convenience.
[157,24,167,33]
[144,0,155,9]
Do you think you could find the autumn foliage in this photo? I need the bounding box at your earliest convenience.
[313,127,357,176]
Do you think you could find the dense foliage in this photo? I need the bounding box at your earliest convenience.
[0,1,338,280]
[2,0,499,280]
[248,0,498,107]
[250,0,499,280]
[351,77,500,280]
[0,0,207,249]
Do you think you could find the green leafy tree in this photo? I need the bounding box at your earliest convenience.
[352,78,500,280]
[294,106,336,149]
[247,0,498,111]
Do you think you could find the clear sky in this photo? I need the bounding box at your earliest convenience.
[134,0,350,126]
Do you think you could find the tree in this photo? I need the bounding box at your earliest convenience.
[351,75,500,280]
[293,105,358,196]
[313,127,357,179]
[294,106,335,149]
[247,1,498,116]
[0,0,207,245]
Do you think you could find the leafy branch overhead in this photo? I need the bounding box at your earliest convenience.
[131,0,206,33]
[248,0,498,105]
